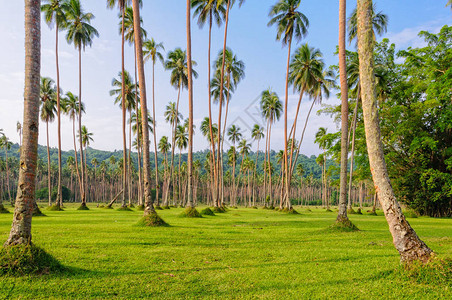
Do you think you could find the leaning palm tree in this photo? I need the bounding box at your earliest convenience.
[65,0,98,209]
[268,0,309,206]
[5,0,41,246]
[143,37,164,206]
[40,77,57,207]
[260,89,283,204]
[41,0,68,207]
[251,124,264,205]
[192,0,226,205]
[356,0,431,263]
[131,0,164,222]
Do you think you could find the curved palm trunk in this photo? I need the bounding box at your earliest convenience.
[152,61,160,206]
[220,74,232,205]
[78,46,86,206]
[55,20,62,208]
[263,120,270,206]
[267,123,273,205]
[282,37,292,208]
[186,0,195,208]
[252,140,260,206]
[357,0,432,263]
[5,0,40,246]
[168,83,182,206]
[46,120,51,206]
[121,8,128,208]
[216,0,231,208]
[132,0,156,215]
[207,10,217,207]
[72,117,81,202]
[337,0,350,222]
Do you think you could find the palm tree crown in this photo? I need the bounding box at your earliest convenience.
[65,0,99,50]
[268,0,309,45]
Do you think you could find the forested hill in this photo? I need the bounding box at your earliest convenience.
[1,143,335,180]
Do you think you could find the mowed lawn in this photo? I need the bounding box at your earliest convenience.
[0,204,451,299]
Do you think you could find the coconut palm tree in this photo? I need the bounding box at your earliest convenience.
[78,125,93,197]
[61,91,84,205]
[41,0,68,207]
[251,124,264,205]
[356,0,432,263]
[315,127,330,208]
[143,38,164,206]
[110,69,137,207]
[131,0,161,219]
[0,135,13,206]
[268,0,309,207]
[227,124,242,204]
[5,0,41,246]
[192,0,226,204]
[158,136,171,206]
[65,0,98,208]
[40,77,57,207]
[16,122,22,149]
[260,89,282,204]
[348,3,388,45]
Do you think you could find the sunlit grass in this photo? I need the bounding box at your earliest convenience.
[0,203,451,299]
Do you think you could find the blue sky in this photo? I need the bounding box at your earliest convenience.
[0,0,450,155]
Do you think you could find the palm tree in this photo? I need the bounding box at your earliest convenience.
[5,0,41,246]
[143,38,164,206]
[131,0,162,219]
[40,77,57,207]
[0,135,13,206]
[348,3,388,45]
[268,0,309,207]
[192,0,226,206]
[16,122,22,148]
[286,44,324,207]
[237,139,251,205]
[251,124,264,205]
[61,91,84,205]
[227,124,242,204]
[65,0,99,208]
[315,127,330,208]
[110,70,137,207]
[260,89,282,204]
[337,0,350,224]
[214,0,245,207]
[158,136,171,206]
[175,124,188,206]
[78,125,94,198]
[41,0,68,206]
[356,0,431,263]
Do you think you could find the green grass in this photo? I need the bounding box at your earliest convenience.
[0,204,451,299]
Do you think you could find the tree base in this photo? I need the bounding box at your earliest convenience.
[117,206,133,212]
[137,212,168,227]
[0,244,64,276]
[356,208,363,215]
[399,256,451,285]
[47,204,64,211]
[212,207,226,213]
[155,206,163,210]
[0,204,10,214]
[127,203,135,208]
[103,205,114,210]
[77,204,90,211]
[201,208,215,216]
[282,208,300,214]
[180,207,202,218]
[136,205,145,211]
[325,209,333,212]
[330,217,359,232]
[163,206,170,210]
[33,206,46,217]
[347,208,357,214]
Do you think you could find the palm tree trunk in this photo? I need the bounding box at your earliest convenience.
[121,7,128,208]
[357,0,432,263]
[128,110,132,206]
[207,10,217,207]
[132,0,156,215]
[78,46,86,206]
[5,0,40,246]
[347,98,359,209]
[46,121,51,206]
[283,36,292,208]
[216,0,231,208]
[220,74,232,205]
[55,20,62,208]
[152,61,160,207]
[337,0,350,222]
[252,140,260,206]
[72,118,81,202]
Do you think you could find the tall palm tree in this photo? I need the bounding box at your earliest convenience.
[268,0,309,207]
[143,38,164,206]
[286,44,323,207]
[214,0,245,207]
[61,91,84,205]
[158,136,171,206]
[40,77,57,207]
[356,0,432,263]
[251,124,264,205]
[131,0,161,219]
[78,125,94,194]
[0,136,12,206]
[337,0,350,223]
[175,124,188,206]
[315,127,331,208]
[16,122,22,149]
[110,70,137,207]
[192,0,226,206]
[65,0,98,208]
[227,124,242,204]
[108,0,131,210]
[41,0,68,207]
[5,0,41,246]
[260,89,283,204]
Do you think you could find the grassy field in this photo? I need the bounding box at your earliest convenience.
[0,204,451,299]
